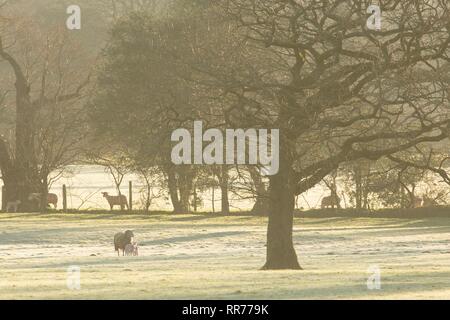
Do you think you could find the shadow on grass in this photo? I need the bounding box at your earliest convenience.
[140,231,248,246]
[4,268,450,299]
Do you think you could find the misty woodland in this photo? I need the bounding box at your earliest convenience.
[0,0,450,300]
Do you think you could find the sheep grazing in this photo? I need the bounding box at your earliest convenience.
[321,195,341,209]
[124,242,139,256]
[102,192,128,210]
[47,193,58,208]
[114,230,134,256]
[28,193,58,209]
[6,200,21,212]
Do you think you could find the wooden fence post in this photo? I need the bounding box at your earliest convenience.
[129,181,132,211]
[62,184,67,212]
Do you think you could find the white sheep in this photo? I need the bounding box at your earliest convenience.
[102,192,128,210]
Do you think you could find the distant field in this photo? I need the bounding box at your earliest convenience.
[0,212,449,299]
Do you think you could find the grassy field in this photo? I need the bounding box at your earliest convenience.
[0,212,449,299]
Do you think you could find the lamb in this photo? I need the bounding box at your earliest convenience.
[124,242,139,256]
[102,192,128,210]
[114,230,134,256]
[6,200,21,212]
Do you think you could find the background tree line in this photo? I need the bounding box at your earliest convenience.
[0,0,449,269]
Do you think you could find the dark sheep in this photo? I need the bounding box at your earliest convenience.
[114,230,134,256]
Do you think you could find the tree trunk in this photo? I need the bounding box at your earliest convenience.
[0,138,14,211]
[1,167,40,212]
[220,183,230,214]
[211,186,215,213]
[354,164,362,210]
[165,166,192,214]
[143,178,151,213]
[262,153,301,270]
[249,166,269,215]
[166,167,183,214]
[0,39,41,211]
[219,166,230,214]
[40,175,49,212]
[178,169,192,213]
[192,186,198,212]
[363,186,369,210]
